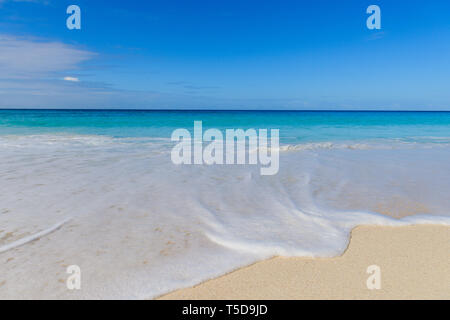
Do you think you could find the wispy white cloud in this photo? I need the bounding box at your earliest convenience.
[0,34,107,108]
[0,33,189,109]
[63,77,80,82]
[0,34,95,79]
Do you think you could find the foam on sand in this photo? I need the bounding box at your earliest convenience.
[159,225,450,300]
[1,134,450,299]
[0,218,70,254]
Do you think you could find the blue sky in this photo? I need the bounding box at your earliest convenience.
[0,0,450,109]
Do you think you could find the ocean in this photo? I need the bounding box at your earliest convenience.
[1,110,450,299]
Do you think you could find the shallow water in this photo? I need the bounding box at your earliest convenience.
[0,110,449,299]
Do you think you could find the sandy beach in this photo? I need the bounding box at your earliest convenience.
[159,225,450,300]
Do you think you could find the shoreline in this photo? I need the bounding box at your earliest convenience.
[158,225,450,300]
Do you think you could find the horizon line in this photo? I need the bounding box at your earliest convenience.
[1,108,450,112]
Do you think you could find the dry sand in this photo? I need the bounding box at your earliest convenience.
[159,225,450,300]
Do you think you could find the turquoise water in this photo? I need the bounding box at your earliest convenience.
[1,110,450,143]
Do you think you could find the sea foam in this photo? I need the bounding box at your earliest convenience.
[1,133,449,299]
